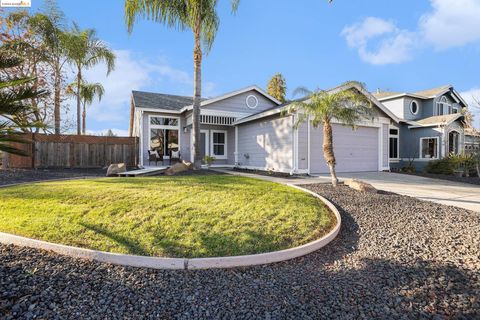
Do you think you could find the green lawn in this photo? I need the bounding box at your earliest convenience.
[0,175,335,258]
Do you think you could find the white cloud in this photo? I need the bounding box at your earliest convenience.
[342,0,480,64]
[341,17,415,65]
[420,0,480,50]
[460,88,480,128]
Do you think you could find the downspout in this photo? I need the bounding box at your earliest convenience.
[140,110,144,167]
[234,125,238,165]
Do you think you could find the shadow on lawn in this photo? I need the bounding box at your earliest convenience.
[79,222,149,256]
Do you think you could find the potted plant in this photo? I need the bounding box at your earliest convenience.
[203,155,216,169]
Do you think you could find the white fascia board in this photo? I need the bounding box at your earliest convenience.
[233,106,288,125]
[377,93,428,101]
[136,107,182,114]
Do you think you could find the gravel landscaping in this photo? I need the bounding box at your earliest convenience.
[1,184,479,319]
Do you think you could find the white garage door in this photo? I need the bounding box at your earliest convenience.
[310,124,379,174]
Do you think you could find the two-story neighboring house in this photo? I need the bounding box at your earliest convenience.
[373,85,468,171]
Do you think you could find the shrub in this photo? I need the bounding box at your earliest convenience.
[203,155,216,166]
[425,158,455,175]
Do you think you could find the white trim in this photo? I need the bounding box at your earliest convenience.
[200,109,250,118]
[234,126,239,165]
[210,130,228,160]
[136,107,182,114]
[388,126,400,161]
[378,127,383,171]
[234,106,285,125]
[147,115,181,159]
[307,116,311,175]
[409,100,419,115]
[245,94,259,109]
[419,136,440,160]
[292,114,298,174]
[376,93,428,101]
[140,110,144,166]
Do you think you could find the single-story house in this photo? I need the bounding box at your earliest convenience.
[129,82,399,174]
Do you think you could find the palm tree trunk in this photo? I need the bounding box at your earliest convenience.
[192,15,202,169]
[82,103,86,135]
[54,62,61,134]
[323,120,338,186]
[76,67,82,135]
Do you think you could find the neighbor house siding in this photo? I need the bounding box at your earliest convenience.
[202,90,278,115]
[236,114,293,172]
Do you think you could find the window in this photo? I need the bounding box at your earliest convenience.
[149,116,180,157]
[211,130,227,159]
[448,131,460,154]
[420,137,439,159]
[151,117,178,126]
[436,96,450,116]
[389,128,399,160]
[410,101,419,115]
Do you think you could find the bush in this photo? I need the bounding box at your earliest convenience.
[425,158,455,175]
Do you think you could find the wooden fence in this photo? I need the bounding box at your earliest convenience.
[2,133,138,169]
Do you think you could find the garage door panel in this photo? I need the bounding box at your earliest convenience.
[310,124,379,174]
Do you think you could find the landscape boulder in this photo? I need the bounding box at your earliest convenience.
[165,160,193,176]
[344,179,377,193]
[106,163,126,177]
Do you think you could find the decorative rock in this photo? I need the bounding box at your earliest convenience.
[165,160,193,176]
[344,179,377,193]
[106,163,126,177]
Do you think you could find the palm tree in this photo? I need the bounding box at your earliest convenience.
[65,25,115,135]
[28,0,69,134]
[0,50,45,155]
[66,81,104,135]
[267,73,287,103]
[287,82,373,186]
[124,0,240,169]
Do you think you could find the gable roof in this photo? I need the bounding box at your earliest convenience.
[413,85,452,98]
[408,113,464,128]
[181,85,281,111]
[132,85,280,113]
[132,91,201,112]
[371,91,402,100]
[234,82,400,125]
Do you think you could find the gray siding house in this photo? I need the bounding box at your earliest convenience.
[130,83,399,174]
[373,85,469,171]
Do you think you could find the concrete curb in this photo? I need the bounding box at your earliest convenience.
[0,178,341,270]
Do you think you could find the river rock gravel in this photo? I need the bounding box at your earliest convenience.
[1,184,479,319]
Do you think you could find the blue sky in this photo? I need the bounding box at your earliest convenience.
[20,0,480,133]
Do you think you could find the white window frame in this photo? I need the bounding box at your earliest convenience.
[409,100,419,115]
[388,127,400,161]
[210,129,228,159]
[148,115,181,157]
[448,130,460,155]
[419,137,439,159]
[436,96,451,116]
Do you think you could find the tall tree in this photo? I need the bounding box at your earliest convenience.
[0,50,45,155]
[65,25,115,135]
[29,0,69,134]
[124,0,240,169]
[66,80,104,134]
[287,82,373,186]
[267,73,287,103]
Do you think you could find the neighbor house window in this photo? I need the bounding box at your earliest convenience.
[420,137,439,159]
[211,130,227,159]
[410,101,419,115]
[389,128,399,160]
[448,131,460,154]
[436,96,450,116]
[149,116,180,157]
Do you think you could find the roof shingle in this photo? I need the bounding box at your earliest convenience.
[132,91,205,111]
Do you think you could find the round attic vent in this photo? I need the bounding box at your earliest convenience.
[246,95,259,109]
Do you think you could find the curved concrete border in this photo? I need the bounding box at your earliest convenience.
[0,179,341,270]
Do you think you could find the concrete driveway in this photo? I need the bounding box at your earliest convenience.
[314,172,480,212]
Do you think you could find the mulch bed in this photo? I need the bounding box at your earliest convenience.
[1,182,478,319]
